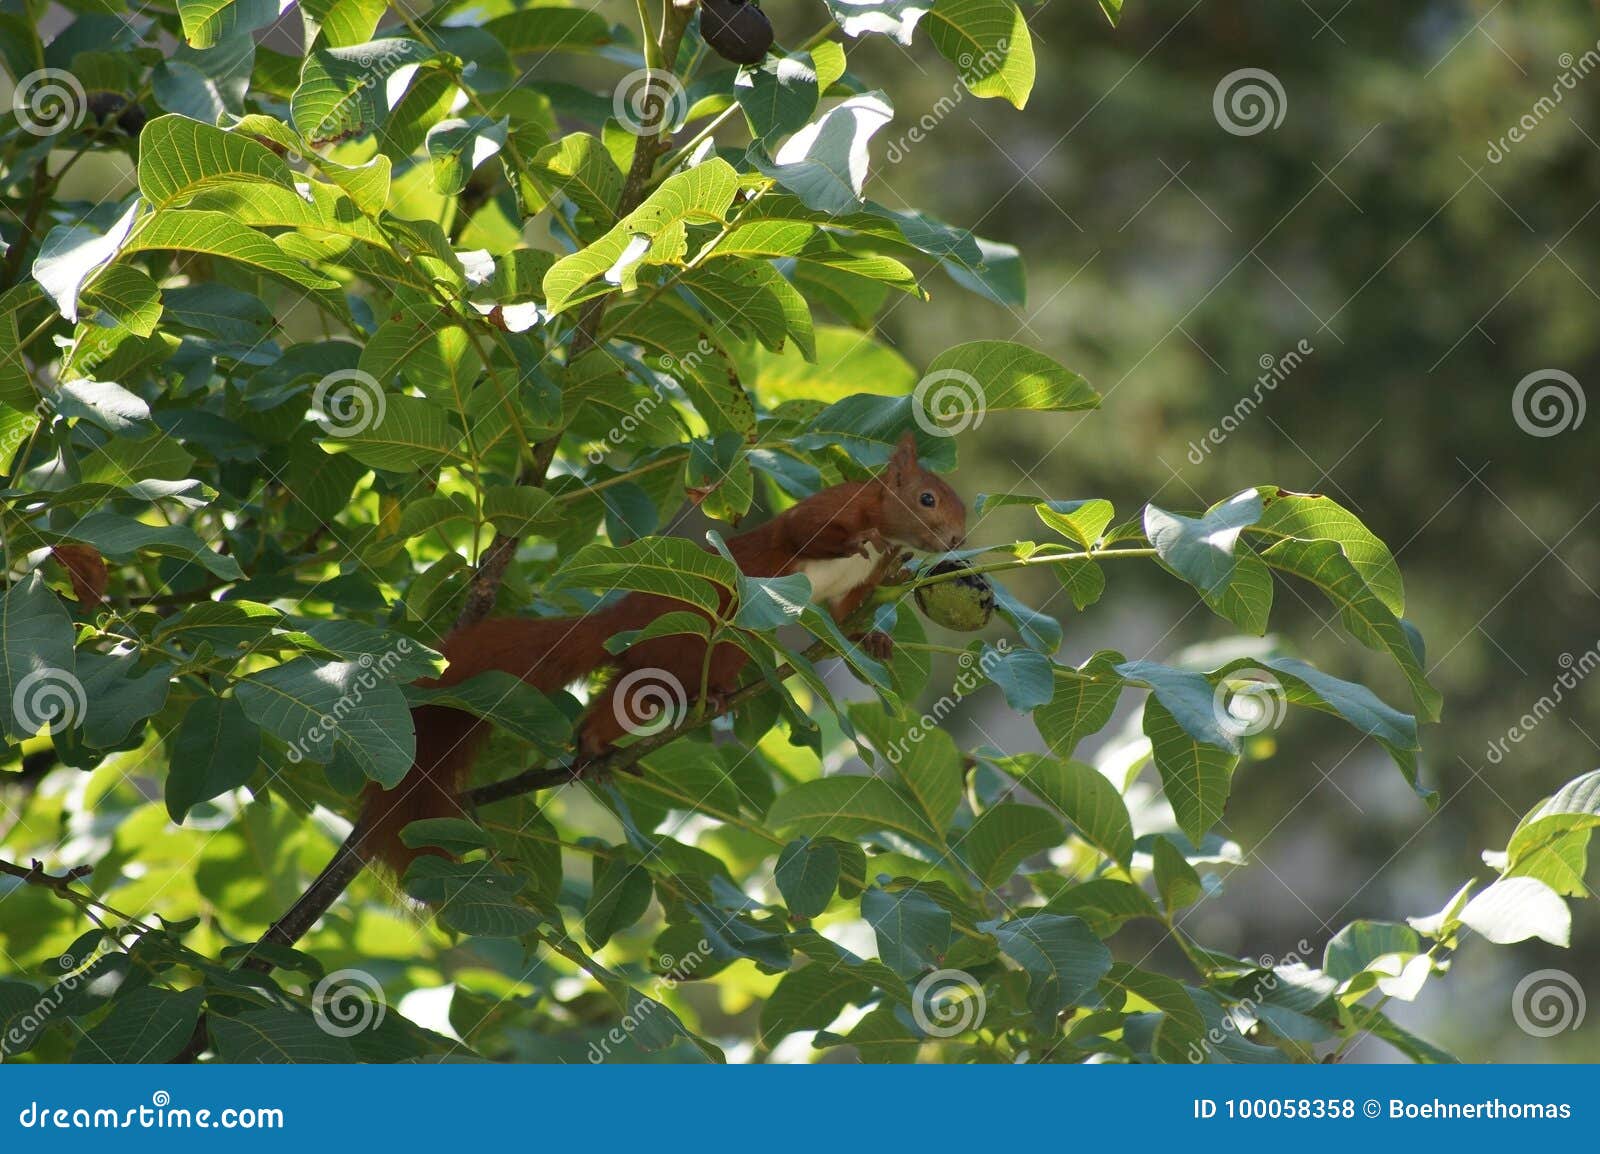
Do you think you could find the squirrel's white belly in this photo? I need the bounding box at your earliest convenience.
[796,544,880,606]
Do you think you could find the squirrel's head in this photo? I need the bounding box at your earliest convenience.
[876,431,968,552]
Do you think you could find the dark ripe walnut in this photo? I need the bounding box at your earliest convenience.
[913,559,996,632]
[699,0,774,66]
[85,92,147,136]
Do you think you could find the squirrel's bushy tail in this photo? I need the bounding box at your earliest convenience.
[354,614,616,874]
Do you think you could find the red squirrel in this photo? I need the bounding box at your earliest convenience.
[357,432,967,872]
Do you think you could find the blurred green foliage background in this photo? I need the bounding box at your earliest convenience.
[860,0,1600,1060]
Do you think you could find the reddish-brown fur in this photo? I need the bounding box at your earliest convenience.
[355,433,965,873]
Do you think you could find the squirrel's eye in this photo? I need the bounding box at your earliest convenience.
[920,491,936,508]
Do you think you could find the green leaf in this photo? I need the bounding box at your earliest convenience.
[1118,660,1237,751]
[123,210,344,313]
[824,0,932,43]
[991,913,1111,1021]
[1503,769,1600,895]
[165,695,262,822]
[486,6,611,53]
[586,855,653,948]
[209,1007,358,1062]
[1145,490,1272,634]
[990,580,1062,654]
[925,0,1036,108]
[328,394,461,473]
[1322,921,1421,982]
[1251,487,1404,615]
[736,54,821,147]
[982,644,1054,710]
[153,600,282,650]
[137,115,298,207]
[404,672,570,756]
[750,93,894,215]
[403,858,544,937]
[849,702,961,835]
[1044,878,1160,935]
[291,38,447,144]
[60,511,244,582]
[1142,697,1238,843]
[400,818,491,855]
[528,133,623,222]
[1258,535,1441,722]
[426,115,508,195]
[73,987,205,1063]
[72,649,173,750]
[766,776,942,846]
[997,754,1134,866]
[1152,836,1203,911]
[1033,653,1124,757]
[551,536,739,615]
[775,838,841,918]
[236,658,415,786]
[542,158,741,312]
[862,886,952,977]
[1245,656,1428,804]
[760,963,872,1047]
[1458,877,1570,947]
[957,802,1064,888]
[34,202,141,324]
[1104,963,1208,1063]
[923,341,1098,425]
[0,573,78,741]
[177,0,280,50]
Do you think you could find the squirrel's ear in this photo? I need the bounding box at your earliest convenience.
[889,431,919,477]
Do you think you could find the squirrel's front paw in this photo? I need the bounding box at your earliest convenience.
[860,631,894,661]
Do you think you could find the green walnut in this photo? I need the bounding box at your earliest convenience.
[914,559,995,632]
